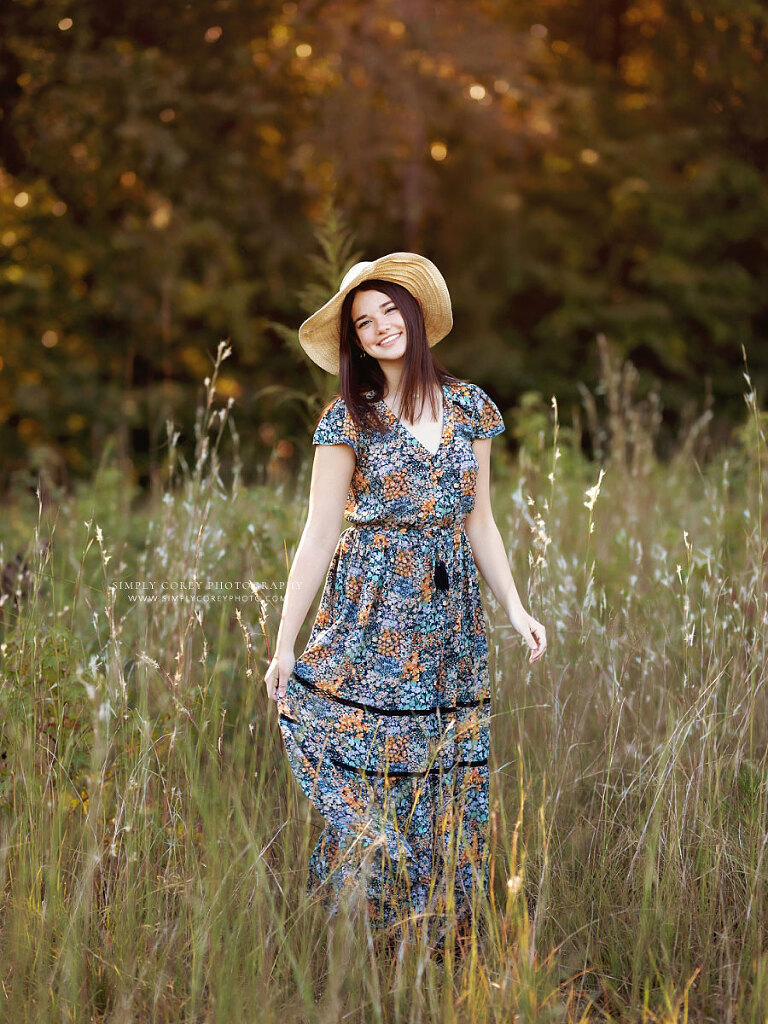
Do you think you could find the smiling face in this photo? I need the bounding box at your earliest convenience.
[350,288,408,363]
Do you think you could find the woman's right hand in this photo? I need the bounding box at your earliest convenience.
[265,649,296,702]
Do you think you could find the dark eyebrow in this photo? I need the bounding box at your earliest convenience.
[353,300,395,326]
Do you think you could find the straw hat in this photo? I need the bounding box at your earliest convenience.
[298,251,453,374]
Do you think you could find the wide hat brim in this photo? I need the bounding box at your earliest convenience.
[298,252,453,375]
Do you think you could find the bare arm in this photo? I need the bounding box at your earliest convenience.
[266,442,356,699]
[464,438,546,662]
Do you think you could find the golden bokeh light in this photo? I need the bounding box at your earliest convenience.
[259,124,283,145]
[66,413,87,432]
[430,142,448,161]
[531,116,553,134]
[42,330,59,348]
[58,17,73,31]
[469,83,486,100]
[215,376,242,400]
[18,418,41,441]
[151,203,172,229]
[295,43,312,57]
[13,192,30,208]
[271,24,291,46]
[620,54,651,87]
[205,26,223,43]
[580,148,599,163]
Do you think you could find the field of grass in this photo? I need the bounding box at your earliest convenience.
[1,344,766,1022]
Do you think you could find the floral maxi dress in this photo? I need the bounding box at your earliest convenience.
[276,379,505,932]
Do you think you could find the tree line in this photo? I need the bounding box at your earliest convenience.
[1,0,766,492]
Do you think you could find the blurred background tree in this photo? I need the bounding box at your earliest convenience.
[0,0,766,495]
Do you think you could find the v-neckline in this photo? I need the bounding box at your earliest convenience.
[377,384,450,458]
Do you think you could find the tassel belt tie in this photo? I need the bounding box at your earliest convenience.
[348,517,463,595]
[433,558,450,591]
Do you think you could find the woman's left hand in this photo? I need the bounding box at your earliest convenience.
[510,607,547,663]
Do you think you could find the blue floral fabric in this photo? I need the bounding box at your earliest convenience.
[276,379,505,933]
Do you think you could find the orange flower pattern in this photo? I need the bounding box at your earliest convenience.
[277,380,505,934]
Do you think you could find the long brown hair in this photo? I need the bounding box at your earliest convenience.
[334,278,462,435]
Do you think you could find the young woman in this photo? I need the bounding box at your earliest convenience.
[264,252,546,942]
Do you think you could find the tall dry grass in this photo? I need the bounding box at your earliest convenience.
[0,339,766,1022]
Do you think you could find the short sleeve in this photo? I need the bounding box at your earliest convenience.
[472,384,505,439]
[312,397,358,455]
